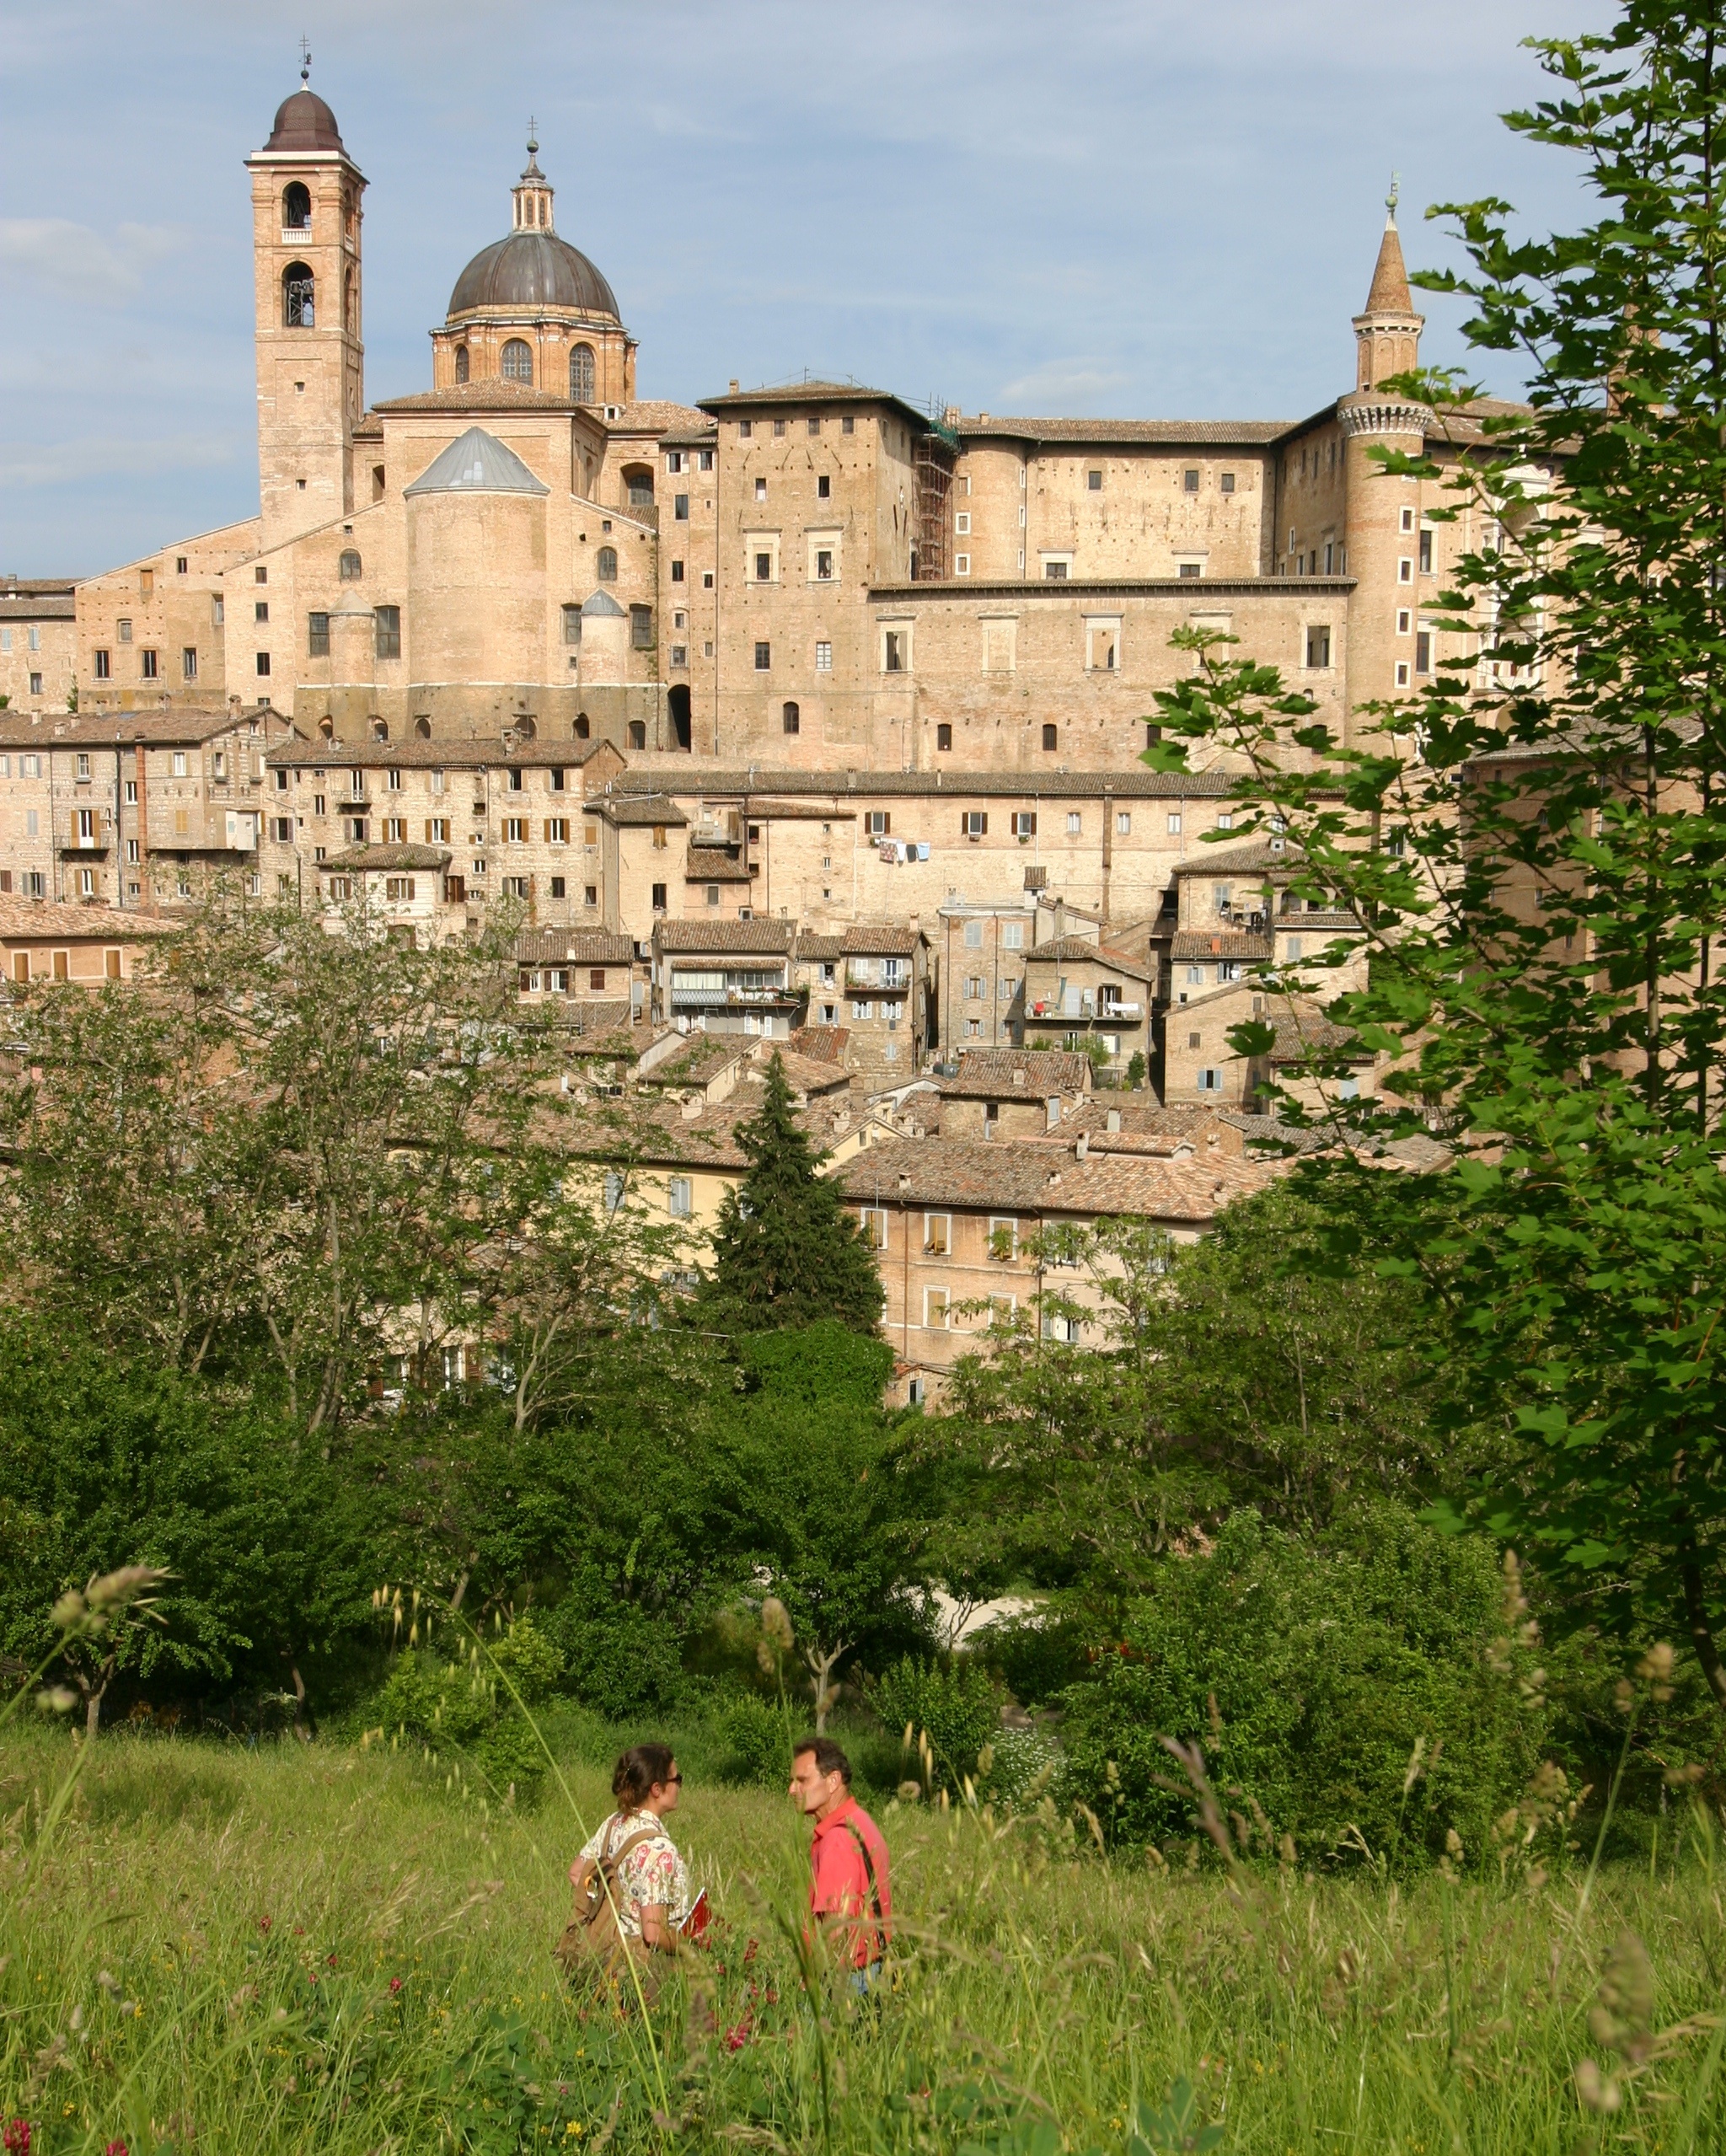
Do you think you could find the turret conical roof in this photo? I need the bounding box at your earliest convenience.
[1364,212,1413,315]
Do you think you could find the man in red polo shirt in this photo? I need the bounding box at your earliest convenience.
[789,1735,891,1987]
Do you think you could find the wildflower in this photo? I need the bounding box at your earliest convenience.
[725,2016,753,2051]
[389,1977,403,1995]
[3,2122,31,2155]
[258,1915,272,1934]
[105,2143,129,2155]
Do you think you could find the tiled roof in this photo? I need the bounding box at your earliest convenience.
[1026,937,1154,979]
[1278,909,1363,931]
[516,929,635,966]
[1268,1006,1372,1064]
[0,709,282,748]
[608,400,710,436]
[0,898,175,941]
[0,593,74,621]
[0,578,76,598]
[610,767,1239,800]
[1170,931,1273,961]
[320,843,450,872]
[685,845,753,883]
[372,383,593,416]
[790,1023,850,1063]
[1172,839,1303,877]
[943,1048,1092,1097]
[699,381,933,432]
[657,421,719,447]
[957,416,1294,447]
[267,738,614,771]
[775,1050,851,1097]
[794,934,845,962]
[839,924,922,957]
[873,576,1353,599]
[837,1135,1278,1220]
[598,792,687,827]
[656,918,795,955]
[528,998,638,1039]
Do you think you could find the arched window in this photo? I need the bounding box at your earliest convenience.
[570,344,595,401]
[624,464,654,507]
[338,549,362,582]
[513,714,537,741]
[782,701,801,736]
[454,345,469,385]
[318,715,334,739]
[668,684,692,751]
[573,713,590,739]
[372,717,389,742]
[501,339,533,384]
[414,716,432,740]
[596,547,617,582]
[281,262,315,329]
[282,181,311,230]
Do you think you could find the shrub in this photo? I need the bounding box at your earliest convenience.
[1057,1506,1546,1867]
[973,1610,1088,1708]
[372,1614,561,1803]
[538,1567,687,1720]
[866,1655,1002,1794]
[713,1689,795,1787]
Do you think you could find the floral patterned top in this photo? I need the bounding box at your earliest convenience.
[577,1810,691,1939]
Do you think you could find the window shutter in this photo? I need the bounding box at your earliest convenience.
[882,813,890,836]
[423,820,432,841]
[980,813,988,835]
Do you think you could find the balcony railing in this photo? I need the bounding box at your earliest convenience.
[1026,997,1143,1023]
[845,963,909,992]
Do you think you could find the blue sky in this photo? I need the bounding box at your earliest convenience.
[0,0,1610,573]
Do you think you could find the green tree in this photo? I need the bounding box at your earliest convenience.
[698,1053,883,1334]
[1141,0,1726,1712]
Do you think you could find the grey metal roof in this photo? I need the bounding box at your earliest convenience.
[581,589,626,618]
[402,426,550,500]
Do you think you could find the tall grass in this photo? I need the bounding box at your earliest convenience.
[2,1725,1723,2153]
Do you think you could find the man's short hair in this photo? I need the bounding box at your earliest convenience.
[794,1735,852,1786]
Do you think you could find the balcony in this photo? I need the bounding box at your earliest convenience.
[61,811,111,855]
[845,963,909,993]
[1026,996,1144,1024]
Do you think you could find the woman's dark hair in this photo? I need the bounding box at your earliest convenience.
[612,1742,676,1811]
[794,1735,852,1786]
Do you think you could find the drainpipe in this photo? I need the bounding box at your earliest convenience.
[114,743,125,909]
[135,741,149,909]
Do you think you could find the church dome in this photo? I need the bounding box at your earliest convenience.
[264,88,346,154]
[448,231,619,322]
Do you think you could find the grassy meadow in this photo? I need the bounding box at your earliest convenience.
[3,1724,1725,2155]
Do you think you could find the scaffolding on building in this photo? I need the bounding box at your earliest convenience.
[914,410,958,582]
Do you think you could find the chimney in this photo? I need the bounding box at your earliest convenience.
[729,379,740,394]
[1107,1108,1121,1133]
[1075,1131,1088,1160]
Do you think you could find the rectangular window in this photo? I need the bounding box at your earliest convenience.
[1183,469,1200,493]
[1011,811,1037,837]
[1197,1067,1223,1092]
[308,612,330,656]
[426,818,449,841]
[94,649,110,679]
[212,597,224,626]
[883,629,907,673]
[1305,625,1332,668]
[699,448,714,469]
[141,649,158,679]
[754,641,771,671]
[1398,558,1413,583]
[955,511,972,534]
[754,476,767,501]
[814,548,834,581]
[670,559,684,583]
[117,618,132,642]
[1396,609,1412,635]
[1419,528,1434,573]
[171,751,188,777]
[1043,559,1069,580]
[851,999,874,1021]
[1220,471,1236,493]
[630,605,654,649]
[1001,920,1024,951]
[651,881,667,909]
[668,1176,693,1219]
[866,810,891,836]
[562,603,582,646]
[924,1286,950,1329]
[544,817,570,843]
[962,811,988,837]
[815,641,832,672]
[374,605,401,659]
[272,816,292,842]
[924,1213,951,1256]
[674,493,689,520]
[859,1206,888,1250]
[1066,811,1082,834]
[817,474,831,499]
[178,646,198,682]
[255,600,269,623]
[252,651,268,677]
[385,877,416,900]
[1400,506,1415,534]
[1415,630,1433,675]
[505,818,526,843]
[667,452,684,474]
[738,421,752,438]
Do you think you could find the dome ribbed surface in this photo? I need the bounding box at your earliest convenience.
[265,89,346,154]
[448,230,619,321]
[403,426,549,498]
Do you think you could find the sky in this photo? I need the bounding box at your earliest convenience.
[0,0,1613,574]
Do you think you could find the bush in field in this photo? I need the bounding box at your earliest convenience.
[1059,1506,1545,1866]
[373,1614,560,1803]
[866,1655,1002,1793]
[973,1611,1090,1708]
[538,1565,689,1720]
[713,1690,796,1787]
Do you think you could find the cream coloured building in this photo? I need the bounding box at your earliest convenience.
[58,78,1511,791]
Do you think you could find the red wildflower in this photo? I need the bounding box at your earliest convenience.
[724,2017,753,2051]
[326,1954,337,1968]
[389,1976,403,1995]
[742,1939,758,1966]
[257,1914,272,1934]
[3,2121,30,2155]
[105,2143,129,2156]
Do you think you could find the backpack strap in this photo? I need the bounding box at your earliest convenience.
[842,1821,884,1923]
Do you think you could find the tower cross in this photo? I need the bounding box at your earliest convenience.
[1386,170,1400,221]
[299,35,312,84]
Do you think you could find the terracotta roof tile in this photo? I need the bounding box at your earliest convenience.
[0,708,285,748]
[598,792,687,827]
[685,845,753,883]
[1170,931,1273,961]
[0,898,174,940]
[655,918,795,955]
[515,928,635,966]
[957,416,1295,447]
[609,766,1238,800]
[839,923,923,957]
[837,1135,1278,1219]
[942,1048,1092,1097]
[320,842,450,872]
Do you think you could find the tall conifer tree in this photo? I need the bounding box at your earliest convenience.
[700,1054,883,1334]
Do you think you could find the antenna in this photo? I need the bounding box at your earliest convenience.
[299,35,312,84]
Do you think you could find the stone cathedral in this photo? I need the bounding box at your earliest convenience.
[63,73,1505,777]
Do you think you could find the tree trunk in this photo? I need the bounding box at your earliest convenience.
[1680,1554,1726,1713]
[803,1640,848,1735]
[287,1660,314,1743]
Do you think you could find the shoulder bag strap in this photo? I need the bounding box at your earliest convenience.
[841,1821,884,1921]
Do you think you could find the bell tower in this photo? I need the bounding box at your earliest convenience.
[244,50,366,553]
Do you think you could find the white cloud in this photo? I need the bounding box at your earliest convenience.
[998,362,1132,410]
[0,220,189,306]
[0,432,244,491]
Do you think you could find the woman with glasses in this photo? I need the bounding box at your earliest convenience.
[570,1743,690,1961]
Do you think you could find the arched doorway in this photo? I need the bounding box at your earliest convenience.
[667,684,692,752]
